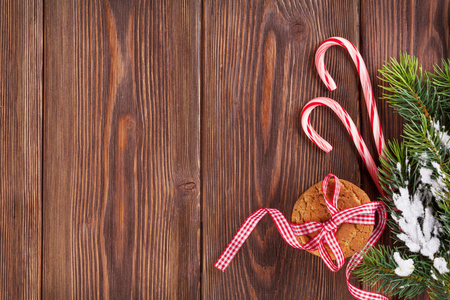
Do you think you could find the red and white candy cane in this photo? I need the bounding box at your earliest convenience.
[301,97,382,194]
[315,37,385,155]
[215,174,388,300]
[301,37,386,194]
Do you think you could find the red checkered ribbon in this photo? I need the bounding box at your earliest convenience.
[215,174,388,300]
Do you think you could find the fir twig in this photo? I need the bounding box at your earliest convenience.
[355,53,450,299]
[355,246,430,299]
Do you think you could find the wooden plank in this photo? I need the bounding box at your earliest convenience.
[360,0,450,195]
[360,0,450,299]
[0,0,43,299]
[203,1,365,298]
[43,0,200,298]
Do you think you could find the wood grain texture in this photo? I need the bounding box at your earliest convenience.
[360,0,450,195]
[2,0,449,298]
[43,0,200,299]
[360,1,450,299]
[0,0,42,299]
[202,0,367,299]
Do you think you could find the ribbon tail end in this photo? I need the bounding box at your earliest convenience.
[214,265,227,272]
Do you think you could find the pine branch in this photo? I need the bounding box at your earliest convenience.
[430,60,450,128]
[379,54,431,121]
[354,53,450,299]
[427,271,450,300]
[354,246,429,299]
[380,54,450,129]
[403,116,449,171]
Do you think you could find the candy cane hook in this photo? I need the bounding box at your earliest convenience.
[301,97,383,194]
[315,37,385,156]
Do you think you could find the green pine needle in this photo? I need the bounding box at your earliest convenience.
[354,246,430,299]
[354,53,450,299]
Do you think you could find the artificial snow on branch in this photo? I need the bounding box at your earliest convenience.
[355,54,450,300]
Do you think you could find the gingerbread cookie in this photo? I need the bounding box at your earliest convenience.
[291,179,373,259]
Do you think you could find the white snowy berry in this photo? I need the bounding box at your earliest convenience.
[393,252,415,277]
[434,257,449,274]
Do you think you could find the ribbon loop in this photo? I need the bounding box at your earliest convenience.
[216,37,389,300]
[322,173,340,214]
[215,174,387,299]
[319,231,345,272]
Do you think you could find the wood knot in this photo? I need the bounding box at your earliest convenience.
[289,22,307,40]
[178,182,197,191]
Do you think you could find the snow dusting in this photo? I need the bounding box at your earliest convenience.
[419,162,448,200]
[420,167,433,186]
[393,252,415,277]
[431,269,438,280]
[392,187,441,258]
[434,257,449,274]
[433,121,450,148]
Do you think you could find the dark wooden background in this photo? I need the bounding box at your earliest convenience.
[1,0,449,299]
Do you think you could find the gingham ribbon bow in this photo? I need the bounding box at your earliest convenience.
[215,174,388,300]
